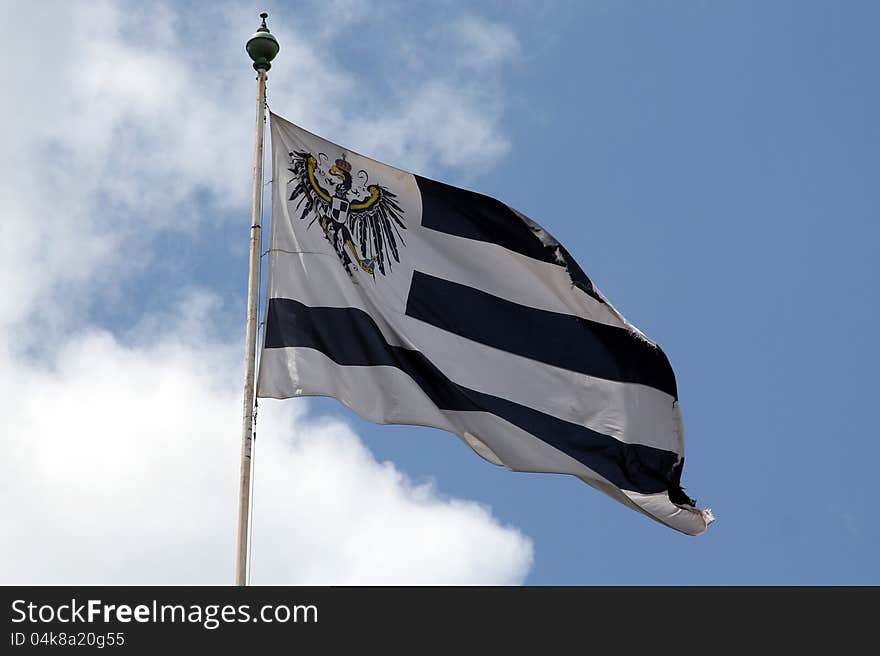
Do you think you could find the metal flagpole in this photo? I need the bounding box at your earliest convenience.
[237,12,279,587]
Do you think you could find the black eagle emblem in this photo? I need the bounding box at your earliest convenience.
[287,150,407,277]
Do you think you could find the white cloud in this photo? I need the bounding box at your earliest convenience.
[0,293,533,584]
[454,17,522,69]
[253,401,533,584]
[344,81,510,174]
[0,1,519,337]
[0,1,532,584]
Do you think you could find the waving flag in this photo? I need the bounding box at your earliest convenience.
[257,112,713,535]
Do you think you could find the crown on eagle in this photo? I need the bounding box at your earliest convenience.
[334,154,351,173]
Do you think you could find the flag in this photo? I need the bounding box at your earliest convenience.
[257,112,713,535]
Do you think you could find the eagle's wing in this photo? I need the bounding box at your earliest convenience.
[288,151,332,224]
[348,184,407,275]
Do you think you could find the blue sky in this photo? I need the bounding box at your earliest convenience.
[2,1,877,584]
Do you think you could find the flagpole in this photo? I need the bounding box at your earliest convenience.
[237,12,279,587]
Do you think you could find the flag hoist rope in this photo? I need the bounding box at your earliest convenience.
[238,13,279,586]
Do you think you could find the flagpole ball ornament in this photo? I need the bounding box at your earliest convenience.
[246,12,279,71]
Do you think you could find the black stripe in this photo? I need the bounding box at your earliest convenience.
[416,176,555,263]
[415,175,604,303]
[265,298,683,496]
[405,272,678,399]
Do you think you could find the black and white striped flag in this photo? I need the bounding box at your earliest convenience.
[257,113,713,535]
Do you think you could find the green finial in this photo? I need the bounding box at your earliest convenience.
[246,12,280,71]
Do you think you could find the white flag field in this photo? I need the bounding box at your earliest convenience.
[257,112,714,535]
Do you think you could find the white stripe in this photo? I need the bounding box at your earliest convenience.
[416,228,627,329]
[623,491,713,536]
[266,252,411,348]
[258,347,709,535]
[400,315,684,456]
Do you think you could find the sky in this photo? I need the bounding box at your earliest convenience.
[0,0,877,585]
